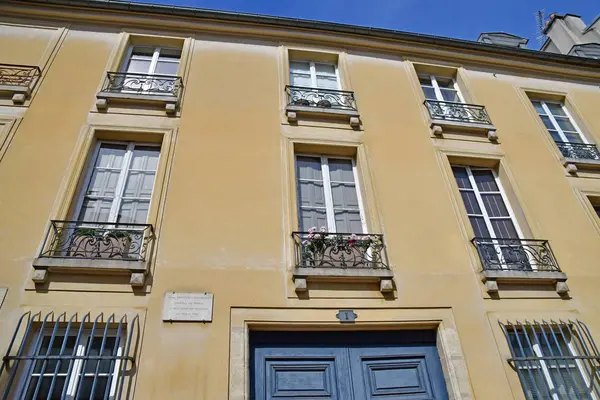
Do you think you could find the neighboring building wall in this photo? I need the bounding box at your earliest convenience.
[0,2,599,399]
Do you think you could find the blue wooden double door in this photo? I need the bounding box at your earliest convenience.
[251,330,449,400]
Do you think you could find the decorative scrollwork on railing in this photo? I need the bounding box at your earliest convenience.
[39,220,155,261]
[293,230,389,269]
[472,237,561,272]
[286,85,357,111]
[101,72,183,97]
[0,64,41,89]
[555,142,600,161]
[424,100,492,124]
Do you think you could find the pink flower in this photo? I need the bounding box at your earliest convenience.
[350,234,358,241]
[308,227,317,234]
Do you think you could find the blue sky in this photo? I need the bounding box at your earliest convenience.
[131,0,598,49]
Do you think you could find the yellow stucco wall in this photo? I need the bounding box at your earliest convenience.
[0,2,600,399]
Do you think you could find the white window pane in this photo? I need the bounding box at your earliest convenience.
[298,208,327,232]
[131,46,154,57]
[298,181,326,208]
[327,159,354,182]
[126,59,152,74]
[546,103,567,117]
[154,61,179,76]
[78,199,112,222]
[296,156,322,180]
[290,72,312,87]
[316,75,338,90]
[481,194,509,217]
[469,216,491,237]
[461,191,481,215]
[555,117,576,132]
[452,167,472,189]
[123,172,156,198]
[97,145,127,168]
[440,88,460,102]
[563,131,584,143]
[331,183,359,209]
[531,101,546,115]
[131,147,160,171]
[472,170,499,192]
[118,200,150,224]
[540,115,556,130]
[548,130,562,142]
[314,63,336,76]
[290,61,311,73]
[334,210,362,233]
[435,77,455,89]
[87,170,121,197]
[418,76,432,85]
[421,86,437,101]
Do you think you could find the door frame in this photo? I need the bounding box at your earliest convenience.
[229,307,474,400]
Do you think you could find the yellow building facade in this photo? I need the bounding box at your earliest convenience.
[1,1,600,399]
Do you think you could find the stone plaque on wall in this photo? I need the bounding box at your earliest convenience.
[162,292,213,322]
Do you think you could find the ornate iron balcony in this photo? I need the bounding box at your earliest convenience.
[0,63,41,90]
[286,85,357,111]
[39,220,155,262]
[293,231,389,269]
[555,141,600,161]
[101,72,183,97]
[472,237,561,272]
[424,100,492,125]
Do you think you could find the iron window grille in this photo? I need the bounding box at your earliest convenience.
[293,232,389,270]
[101,72,183,98]
[555,142,600,161]
[472,237,561,272]
[38,220,155,262]
[1,311,139,399]
[501,320,600,400]
[0,64,41,90]
[285,85,357,111]
[424,99,492,125]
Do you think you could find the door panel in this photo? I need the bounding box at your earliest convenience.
[350,346,448,399]
[253,347,353,400]
[251,331,449,400]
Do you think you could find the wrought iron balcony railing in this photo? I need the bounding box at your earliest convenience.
[293,231,389,269]
[0,64,41,90]
[286,85,357,111]
[472,237,561,272]
[39,220,155,262]
[101,72,183,97]
[555,141,600,161]
[424,100,492,125]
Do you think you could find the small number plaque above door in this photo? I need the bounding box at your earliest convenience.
[336,309,357,323]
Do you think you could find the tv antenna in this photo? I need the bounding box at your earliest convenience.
[535,10,549,46]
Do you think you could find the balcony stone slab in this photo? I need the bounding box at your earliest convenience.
[293,267,394,294]
[479,270,568,295]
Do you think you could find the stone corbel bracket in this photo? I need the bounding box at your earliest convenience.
[293,267,394,294]
[480,270,569,295]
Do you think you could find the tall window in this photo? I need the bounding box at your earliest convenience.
[22,332,123,399]
[419,75,463,102]
[531,100,585,144]
[502,321,599,400]
[289,61,339,90]
[76,142,160,224]
[452,166,523,240]
[295,155,365,233]
[122,46,181,76]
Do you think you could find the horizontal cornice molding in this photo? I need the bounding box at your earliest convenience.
[2,0,600,81]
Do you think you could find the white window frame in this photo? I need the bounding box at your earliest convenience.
[516,333,596,400]
[20,330,123,400]
[534,100,587,144]
[295,154,367,233]
[72,141,161,224]
[121,45,181,76]
[289,60,341,90]
[419,74,465,103]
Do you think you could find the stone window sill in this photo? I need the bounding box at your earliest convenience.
[0,84,31,104]
[430,119,498,141]
[32,257,148,287]
[286,105,360,127]
[293,267,394,293]
[479,270,568,294]
[96,91,179,114]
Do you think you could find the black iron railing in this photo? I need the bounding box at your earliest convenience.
[555,141,600,161]
[39,220,155,262]
[293,231,389,269]
[0,64,41,90]
[101,72,183,97]
[286,85,357,111]
[424,100,492,124]
[472,237,560,272]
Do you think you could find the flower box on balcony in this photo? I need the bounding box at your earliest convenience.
[292,230,393,293]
